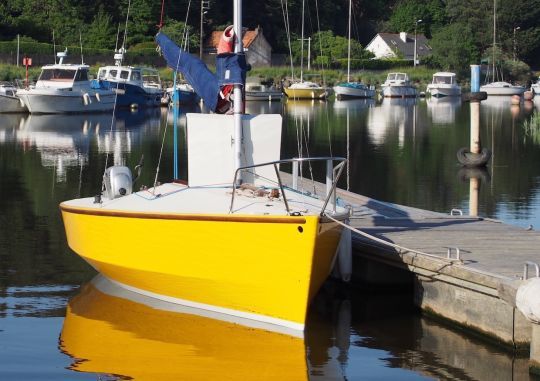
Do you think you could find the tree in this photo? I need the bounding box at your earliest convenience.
[84,9,116,50]
[429,23,478,75]
[387,0,447,37]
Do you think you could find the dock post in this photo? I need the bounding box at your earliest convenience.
[457,65,490,167]
[532,324,540,375]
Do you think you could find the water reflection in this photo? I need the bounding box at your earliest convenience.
[426,96,461,125]
[58,277,536,381]
[367,98,420,147]
[0,110,163,182]
[333,99,375,115]
[60,276,309,381]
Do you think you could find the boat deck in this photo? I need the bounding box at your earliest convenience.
[62,182,347,217]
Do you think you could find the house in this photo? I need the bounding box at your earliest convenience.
[205,26,272,67]
[365,32,431,63]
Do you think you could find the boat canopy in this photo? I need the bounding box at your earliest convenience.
[432,72,456,84]
[386,73,409,81]
[39,67,84,82]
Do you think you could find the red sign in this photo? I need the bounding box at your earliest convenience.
[22,57,32,66]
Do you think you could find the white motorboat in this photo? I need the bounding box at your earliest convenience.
[17,51,116,114]
[426,72,461,97]
[0,82,26,113]
[245,78,283,101]
[97,49,164,108]
[381,72,417,98]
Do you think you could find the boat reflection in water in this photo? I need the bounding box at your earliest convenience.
[367,97,419,147]
[426,96,461,125]
[333,98,375,116]
[60,275,309,381]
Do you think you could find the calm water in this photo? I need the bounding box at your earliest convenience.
[1,97,540,380]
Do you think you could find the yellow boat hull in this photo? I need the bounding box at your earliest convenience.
[61,205,342,329]
[283,87,328,100]
[60,277,308,381]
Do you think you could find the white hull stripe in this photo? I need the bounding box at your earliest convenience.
[99,276,305,337]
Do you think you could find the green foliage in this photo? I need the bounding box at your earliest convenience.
[387,0,447,37]
[160,19,200,52]
[523,111,540,145]
[429,23,478,75]
[84,9,116,50]
[334,58,411,70]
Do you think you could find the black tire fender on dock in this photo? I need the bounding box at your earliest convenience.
[456,147,492,167]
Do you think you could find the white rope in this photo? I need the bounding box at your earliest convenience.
[323,213,463,264]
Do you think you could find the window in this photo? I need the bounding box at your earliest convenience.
[75,69,89,82]
[120,70,130,80]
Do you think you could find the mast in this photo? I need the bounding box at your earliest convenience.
[233,0,243,183]
[300,0,305,82]
[347,0,352,82]
[492,0,496,82]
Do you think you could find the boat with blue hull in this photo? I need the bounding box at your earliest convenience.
[97,50,164,108]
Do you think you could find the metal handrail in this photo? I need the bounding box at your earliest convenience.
[229,157,347,214]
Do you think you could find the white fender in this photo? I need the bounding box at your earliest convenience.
[83,93,91,106]
[516,277,540,323]
[331,220,352,282]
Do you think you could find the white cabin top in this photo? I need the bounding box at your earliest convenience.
[35,64,91,90]
[384,72,410,84]
[431,72,456,84]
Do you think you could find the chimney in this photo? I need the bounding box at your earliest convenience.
[399,32,407,42]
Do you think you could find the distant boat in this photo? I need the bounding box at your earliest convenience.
[381,72,417,98]
[245,78,283,101]
[283,0,328,100]
[426,72,461,98]
[283,81,328,100]
[97,49,164,108]
[17,51,116,114]
[480,81,525,96]
[165,82,199,105]
[0,82,26,113]
[531,80,540,95]
[332,0,374,100]
[480,0,525,96]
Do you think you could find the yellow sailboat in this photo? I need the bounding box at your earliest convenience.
[283,0,328,100]
[60,276,308,381]
[60,1,348,333]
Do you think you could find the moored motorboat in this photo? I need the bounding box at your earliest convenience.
[426,72,461,98]
[381,72,417,98]
[0,82,26,113]
[165,82,199,104]
[97,50,164,108]
[17,51,116,114]
[245,78,283,101]
[60,5,348,333]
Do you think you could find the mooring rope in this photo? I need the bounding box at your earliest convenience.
[323,213,463,264]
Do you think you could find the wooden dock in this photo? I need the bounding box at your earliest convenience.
[330,186,540,372]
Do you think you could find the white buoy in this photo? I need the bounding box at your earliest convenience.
[83,93,91,106]
[516,277,540,323]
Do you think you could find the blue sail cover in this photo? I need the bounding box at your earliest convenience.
[156,32,249,112]
[156,32,219,111]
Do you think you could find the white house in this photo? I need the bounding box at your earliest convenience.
[366,32,431,62]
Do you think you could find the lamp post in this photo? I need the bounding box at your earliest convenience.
[414,19,422,67]
[199,0,210,59]
[513,26,520,62]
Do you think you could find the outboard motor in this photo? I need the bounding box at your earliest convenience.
[104,166,133,199]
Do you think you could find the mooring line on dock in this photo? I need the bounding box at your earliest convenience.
[324,214,463,265]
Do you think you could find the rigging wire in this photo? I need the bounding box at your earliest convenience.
[102,0,132,190]
[152,0,191,189]
[280,0,295,80]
